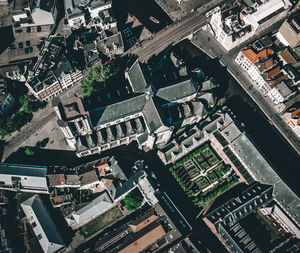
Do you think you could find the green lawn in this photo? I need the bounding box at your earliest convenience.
[80,205,123,238]
[200,161,210,171]
[207,170,218,182]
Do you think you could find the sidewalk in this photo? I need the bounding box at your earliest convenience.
[191,30,300,155]
[2,81,82,161]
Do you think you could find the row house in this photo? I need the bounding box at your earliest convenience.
[26,35,83,101]
[235,38,296,105]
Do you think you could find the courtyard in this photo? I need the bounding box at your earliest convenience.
[80,205,124,238]
[168,143,238,207]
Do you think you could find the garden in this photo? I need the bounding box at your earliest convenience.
[168,143,238,207]
[80,205,123,238]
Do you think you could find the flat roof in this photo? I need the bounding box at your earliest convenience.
[0,163,47,177]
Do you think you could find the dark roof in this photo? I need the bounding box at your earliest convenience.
[156,79,197,102]
[61,96,89,120]
[0,163,47,177]
[127,60,148,93]
[78,170,99,185]
[89,95,146,127]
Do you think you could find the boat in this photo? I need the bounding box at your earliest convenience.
[150,16,159,24]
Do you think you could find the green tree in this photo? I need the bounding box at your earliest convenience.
[24,147,35,156]
[19,94,41,113]
[123,189,143,210]
[81,63,117,96]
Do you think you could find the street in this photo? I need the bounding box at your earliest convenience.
[191,30,300,156]
[1,81,82,162]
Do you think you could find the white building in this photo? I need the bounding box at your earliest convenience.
[0,163,48,193]
[268,81,293,104]
[260,203,300,238]
[235,47,273,95]
[208,0,291,51]
[89,0,112,19]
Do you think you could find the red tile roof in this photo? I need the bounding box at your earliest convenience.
[279,48,297,64]
[242,48,273,63]
[265,65,281,79]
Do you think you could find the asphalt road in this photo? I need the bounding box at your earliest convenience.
[192,30,300,156]
[1,81,82,162]
[126,9,209,61]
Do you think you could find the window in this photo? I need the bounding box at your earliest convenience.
[37,234,43,240]
[37,26,41,32]
[32,221,37,228]
[26,27,31,33]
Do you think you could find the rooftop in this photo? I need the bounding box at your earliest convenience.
[61,96,89,121]
[78,169,99,186]
[66,192,112,225]
[21,195,64,253]
[119,222,166,253]
[242,48,273,63]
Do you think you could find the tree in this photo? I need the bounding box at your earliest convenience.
[123,189,143,211]
[19,94,41,113]
[81,62,117,96]
[24,147,35,156]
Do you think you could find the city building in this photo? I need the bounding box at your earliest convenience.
[0,77,15,116]
[207,0,291,51]
[64,168,158,229]
[277,10,300,47]
[12,0,57,35]
[20,194,65,253]
[157,107,300,229]
[203,183,274,253]
[260,202,300,238]
[65,191,113,229]
[64,0,86,29]
[88,0,112,20]
[267,81,293,104]
[0,163,48,193]
[53,59,216,157]
[0,202,14,253]
[94,207,176,253]
[235,40,274,95]
[26,35,82,101]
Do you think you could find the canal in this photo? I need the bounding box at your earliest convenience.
[114,0,173,34]
[173,40,300,196]
[5,42,300,253]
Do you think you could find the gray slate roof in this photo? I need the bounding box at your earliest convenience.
[143,98,166,133]
[126,60,148,93]
[67,192,112,225]
[89,95,146,127]
[230,134,300,227]
[21,195,64,253]
[156,79,197,102]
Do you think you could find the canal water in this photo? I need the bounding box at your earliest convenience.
[124,0,173,33]
[173,40,300,196]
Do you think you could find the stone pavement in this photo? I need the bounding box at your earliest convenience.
[2,80,82,162]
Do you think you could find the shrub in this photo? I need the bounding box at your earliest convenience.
[123,189,143,211]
